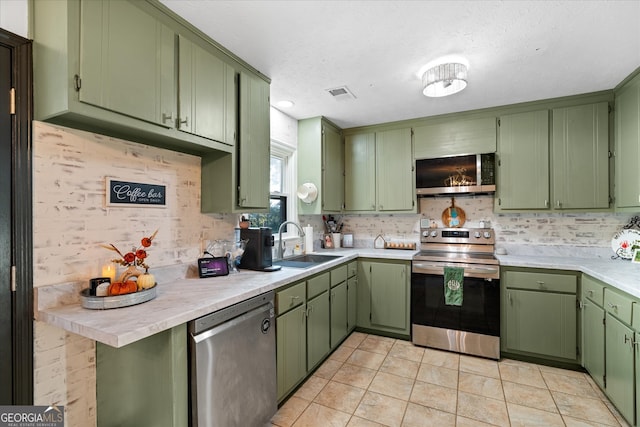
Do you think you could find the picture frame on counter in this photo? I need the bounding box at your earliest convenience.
[632,249,640,264]
[105,177,167,208]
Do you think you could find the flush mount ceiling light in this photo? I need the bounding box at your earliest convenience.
[422,63,468,97]
[276,100,294,108]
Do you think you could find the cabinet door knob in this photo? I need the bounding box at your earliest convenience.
[588,290,594,296]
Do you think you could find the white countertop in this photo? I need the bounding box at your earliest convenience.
[36,245,640,348]
[35,248,415,348]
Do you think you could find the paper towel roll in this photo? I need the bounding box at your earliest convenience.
[304,225,314,253]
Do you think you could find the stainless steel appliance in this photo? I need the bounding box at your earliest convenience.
[238,227,280,271]
[189,291,276,427]
[411,222,500,359]
[415,153,495,195]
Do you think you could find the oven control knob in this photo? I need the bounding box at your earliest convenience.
[430,230,437,238]
[422,231,429,237]
[474,231,481,238]
[483,231,492,239]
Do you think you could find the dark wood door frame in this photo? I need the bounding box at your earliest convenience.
[1,27,34,405]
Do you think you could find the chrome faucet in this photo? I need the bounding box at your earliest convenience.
[277,221,306,260]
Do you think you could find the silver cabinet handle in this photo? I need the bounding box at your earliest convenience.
[508,292,512,305]
[544,200,549,207]
[291,295,300,301]
[588,290,594,297]
[162,112,173,125]
[179,116,189,127]
[608,302,619,309]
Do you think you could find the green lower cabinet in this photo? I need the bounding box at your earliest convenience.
[581,298,605,389]
[357,259,410,337]
[330,281,348,348]
[605,312,635,424]
[276,304,307,401]
[307,291,330,370]
[96,325,188,427]
[504,289,577,360]
[347,276,357,332]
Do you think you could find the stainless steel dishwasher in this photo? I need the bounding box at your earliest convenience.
[189,291,276,427]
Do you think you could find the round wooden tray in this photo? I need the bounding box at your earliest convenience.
[80,285,157,310]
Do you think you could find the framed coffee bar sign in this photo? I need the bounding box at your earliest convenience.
[106,178,166,207]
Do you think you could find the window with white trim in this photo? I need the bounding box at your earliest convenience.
[248,140,297,237]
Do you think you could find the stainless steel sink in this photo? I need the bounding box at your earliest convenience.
[272,254,342,269]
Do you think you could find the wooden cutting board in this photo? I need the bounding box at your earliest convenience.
[442,197,466,228]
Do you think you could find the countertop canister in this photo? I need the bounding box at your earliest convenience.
[304,225,314,253]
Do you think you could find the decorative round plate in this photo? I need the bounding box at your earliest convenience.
[611,229,640,259]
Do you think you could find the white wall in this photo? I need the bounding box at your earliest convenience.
[0,0,29,38]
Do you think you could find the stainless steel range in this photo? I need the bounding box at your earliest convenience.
[411,220,500,359]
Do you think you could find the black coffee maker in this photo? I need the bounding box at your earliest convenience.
[238,227,281,271]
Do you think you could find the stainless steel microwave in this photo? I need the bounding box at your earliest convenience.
[415,153,496,195]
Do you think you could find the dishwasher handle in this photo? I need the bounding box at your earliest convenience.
[191,300,274,344]
[189,291,274,335]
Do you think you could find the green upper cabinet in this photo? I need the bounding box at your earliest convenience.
[79,0,176,128]
[298,117,344,214]
[323,125,345,212]
[615,72,640,210]
[376,128,415,211]
[551,102,609,209]
[178,35,236,146]
[237,72,270,209]
[344,128,415,213]
[496,102,610,212]
[413,116,496,159]
[200,72,270,213]
[496,110,550,210]
[34,0,270,158]
[344,132,376,211]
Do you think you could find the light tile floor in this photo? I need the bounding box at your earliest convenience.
[271,332,630,427]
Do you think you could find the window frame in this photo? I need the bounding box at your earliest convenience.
[248,139,298,239]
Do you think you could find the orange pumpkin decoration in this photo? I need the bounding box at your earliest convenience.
[108,280,138,296]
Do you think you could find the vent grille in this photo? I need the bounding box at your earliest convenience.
[325,86,356,100]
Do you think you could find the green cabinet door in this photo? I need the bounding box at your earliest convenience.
[615,73,640,209]
[79,0,175,127]
[357,260,410,336]
[496,110,549,210]
[551,102,609,209]
[347,276,357,332]
[605,313,635,424]
[376,128,414,211]
[330,281,348,348]
[238,72,270,208]
[413,117,497,159]
[307,291,330,371]
[322,124,345,212]
[582,298,605,389]
[504,289,577,360]
[344,132,376,211]
[97,325,188,427]
[276,304,307,401]
[178,35,236,146]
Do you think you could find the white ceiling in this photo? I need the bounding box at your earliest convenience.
[160,0,640,129]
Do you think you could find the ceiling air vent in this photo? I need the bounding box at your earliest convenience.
[325,86,356,101]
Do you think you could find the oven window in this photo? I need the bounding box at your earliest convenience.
[411,273,500,337]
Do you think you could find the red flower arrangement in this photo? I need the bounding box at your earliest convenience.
[102,229,158,270]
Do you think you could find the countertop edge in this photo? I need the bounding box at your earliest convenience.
[36,249,412,347]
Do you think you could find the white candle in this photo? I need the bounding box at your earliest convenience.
[101,265,116,282]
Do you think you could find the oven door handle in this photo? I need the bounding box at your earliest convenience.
[412,262,500,278]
